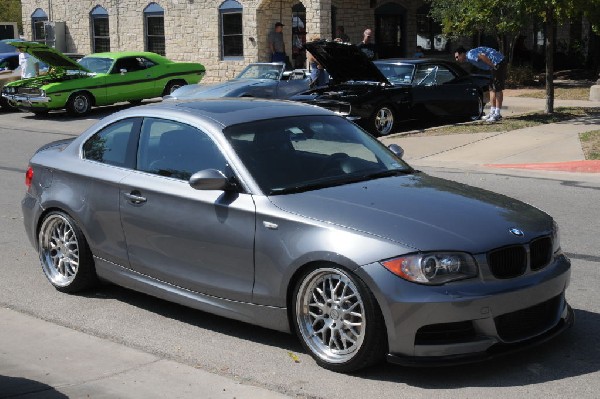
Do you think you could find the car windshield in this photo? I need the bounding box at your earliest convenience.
[0,40,20,53]
[237,64,284,80]
[78,56,113,73]
[223,115,412,195]
[375,63,415,85]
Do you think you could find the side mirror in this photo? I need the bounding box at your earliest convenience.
[189,169,233,191]
[388,143,404,159]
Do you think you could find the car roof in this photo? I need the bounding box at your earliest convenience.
[84,51,169,61]
[375,58,450,65]
[110,98,335,127]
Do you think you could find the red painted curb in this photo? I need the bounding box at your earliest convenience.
[485,160,600,173]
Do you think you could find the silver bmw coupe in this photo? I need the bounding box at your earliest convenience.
[21,98,573,372]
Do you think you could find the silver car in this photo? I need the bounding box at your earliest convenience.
[22,98,573,372]
[164,62,310,100]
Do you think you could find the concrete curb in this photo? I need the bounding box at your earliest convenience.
[485,160,600,173]
[0,307,290,399]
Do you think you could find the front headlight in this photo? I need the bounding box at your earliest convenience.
[381,252,478,285]
[40,89,46,97]
[552,220,561,254]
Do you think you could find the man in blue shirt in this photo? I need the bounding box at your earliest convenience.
[455,46,507,122]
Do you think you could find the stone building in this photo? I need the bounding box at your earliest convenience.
[19,0,446,83]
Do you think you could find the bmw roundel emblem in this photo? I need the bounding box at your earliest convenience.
[509,228,524,237]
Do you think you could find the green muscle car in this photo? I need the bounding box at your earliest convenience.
[2,42,205,116]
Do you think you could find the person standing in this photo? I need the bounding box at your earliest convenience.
[268,22,286,64]
[335,26,350,43]
[356,28,377,60]
[455,46,507,122]
[18,48,40,79]
[306,36,329,88]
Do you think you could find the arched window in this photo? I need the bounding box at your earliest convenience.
[31,8,48,42]
[144,3,165,55]
[219,0,243,59]
[91,5,110,52]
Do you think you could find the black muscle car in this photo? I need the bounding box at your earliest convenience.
[292,40,490,136]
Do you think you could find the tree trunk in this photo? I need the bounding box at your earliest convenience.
[545,8,555,114]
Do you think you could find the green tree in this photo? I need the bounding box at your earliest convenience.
[427,0,600,113]
[0,0,22,34]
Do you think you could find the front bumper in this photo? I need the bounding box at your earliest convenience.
[2,93,51,112]
[356,253,572,363]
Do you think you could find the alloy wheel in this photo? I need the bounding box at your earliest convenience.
[39,214,80,287]
[295,268,366,364]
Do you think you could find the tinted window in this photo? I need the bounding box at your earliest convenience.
[137,118,228,181]
[83,118,138,167]
[224,115,411,194]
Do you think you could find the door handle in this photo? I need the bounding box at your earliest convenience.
[123,191,147,204]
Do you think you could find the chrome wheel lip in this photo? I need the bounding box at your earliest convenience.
[374,107,394,135]
[38,214,79,287]
[296,268,366,364]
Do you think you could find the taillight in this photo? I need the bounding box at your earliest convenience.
[25,166,33,188]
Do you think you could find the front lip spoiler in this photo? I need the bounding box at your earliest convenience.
[386,304,574,367]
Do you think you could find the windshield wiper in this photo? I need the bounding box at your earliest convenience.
[268,169,412,195]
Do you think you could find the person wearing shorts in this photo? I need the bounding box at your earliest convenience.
[455,46,507,122]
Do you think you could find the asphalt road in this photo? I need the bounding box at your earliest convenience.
[1,105,599,399]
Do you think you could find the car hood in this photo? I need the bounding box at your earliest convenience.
[268,173,552,254]
[7,41,89,72]
[304,40,389,85]
[166,79,269,99]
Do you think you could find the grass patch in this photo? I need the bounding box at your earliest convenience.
[514,86,591,101]
[405,107,600,137]
[580,130,600,160]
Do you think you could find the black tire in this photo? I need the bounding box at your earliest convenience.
[163,80,186,96]
[369,104,395,136]
[66,92,93,116]
[38,211,97,293]
[470,93,485,121]
[292,265,387,372]
[0,97,18,112]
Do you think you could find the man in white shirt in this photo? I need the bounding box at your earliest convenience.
[18,48,40,78]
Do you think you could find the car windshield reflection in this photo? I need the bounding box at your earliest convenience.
[223,115,412,195]
[237,64,284,80]
[375,63,415,85]
[78,57,113,74]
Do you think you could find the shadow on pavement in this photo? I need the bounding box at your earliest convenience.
[84,283,304,353]
[0,375,68,398]
[359,308,599,387]
[86,283,599,387]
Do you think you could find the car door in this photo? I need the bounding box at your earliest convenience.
[105,56,157,103]
[80,117,141,268]
[411,63,475,117]
[119,117,256,302]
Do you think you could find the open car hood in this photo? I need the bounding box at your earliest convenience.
[7,41,89,72]
[304,40,389,85]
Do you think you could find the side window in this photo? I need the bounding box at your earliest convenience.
[139,57,157,69]
[435,65,457,84]
[137,118,228,180]
[414,65,436,86]
[112,57,143,73]
[82,118,139,167]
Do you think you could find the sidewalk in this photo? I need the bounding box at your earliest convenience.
[0,307,290,399]
[381,95,600,174]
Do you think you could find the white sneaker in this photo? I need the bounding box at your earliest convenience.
[487,113,502,122]
[481,113,494,121]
